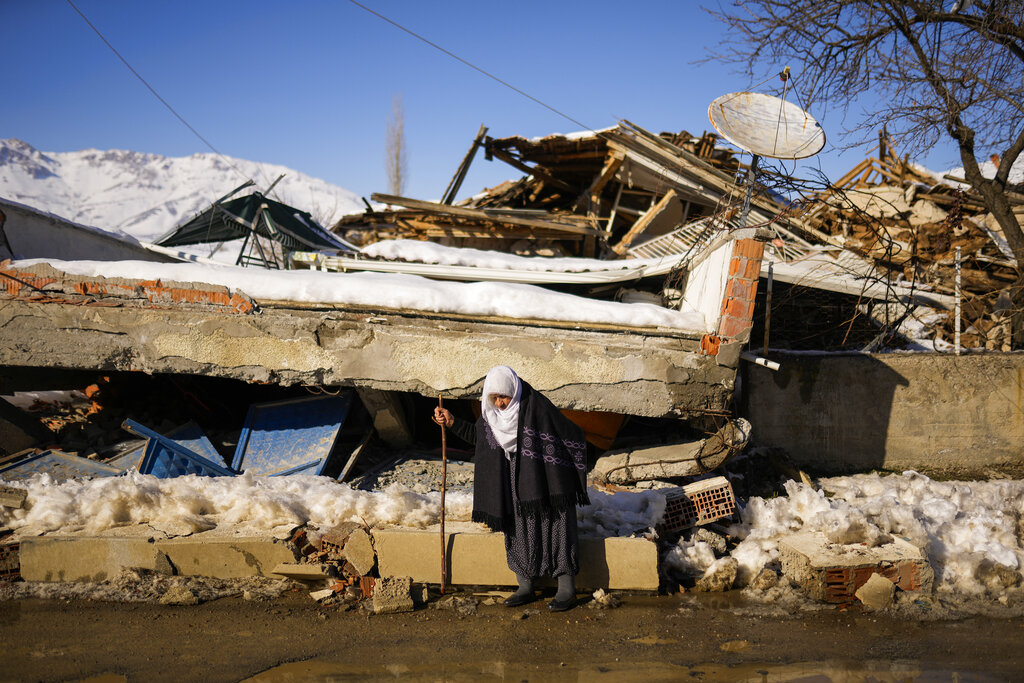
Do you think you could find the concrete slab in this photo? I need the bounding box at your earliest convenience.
[0,264,735,418]
[373,529,659,591]
[20,532,299,582]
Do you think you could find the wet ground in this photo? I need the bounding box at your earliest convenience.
[2,588,1023,682]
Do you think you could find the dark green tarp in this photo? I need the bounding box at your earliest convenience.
[156,192,352,252]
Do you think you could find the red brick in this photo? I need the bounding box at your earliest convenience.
[718,316,749,339]
[728,257,744,276]
[700,334,721,355]
[733,239,766,259]
[726,278,758,301]
[744,259,762,279]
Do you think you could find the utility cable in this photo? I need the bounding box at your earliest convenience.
[348,0,598,136]
[64,0,260,189]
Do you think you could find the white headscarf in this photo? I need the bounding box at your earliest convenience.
[481,365,522,456]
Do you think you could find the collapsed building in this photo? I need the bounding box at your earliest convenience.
[2,114,1023,608]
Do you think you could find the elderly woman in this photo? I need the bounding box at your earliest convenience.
[433,365,590,611]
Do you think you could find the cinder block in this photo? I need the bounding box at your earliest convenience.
[372,529,659,590]
[780,531,933,603]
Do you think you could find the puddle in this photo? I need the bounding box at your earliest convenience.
[243,659,1004,682]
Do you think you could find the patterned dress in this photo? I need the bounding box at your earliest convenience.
[451,416,579,578]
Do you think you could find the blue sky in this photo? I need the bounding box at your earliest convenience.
[5,1,964,203]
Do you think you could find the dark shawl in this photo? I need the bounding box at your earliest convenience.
[471,380,590,532]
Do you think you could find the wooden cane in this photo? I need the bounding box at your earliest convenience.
[438,396,448,595]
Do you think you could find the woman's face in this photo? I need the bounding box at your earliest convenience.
[490,394,512,410]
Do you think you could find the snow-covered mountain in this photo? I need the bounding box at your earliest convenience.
[0,139,364,244]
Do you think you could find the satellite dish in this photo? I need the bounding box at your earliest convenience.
[708,92,826,160]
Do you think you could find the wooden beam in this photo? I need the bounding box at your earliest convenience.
[441,124,488,205]
[370,193,602,236]
[487,148,575,193]
[611,189,681,255]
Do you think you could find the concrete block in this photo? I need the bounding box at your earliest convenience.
[20,537,168,582]
[20,533,299,582]
[158,536,298,579]
[373,576,415,614]
[342,528,375,576]
[373,529,659,590]
[780,531,933,603]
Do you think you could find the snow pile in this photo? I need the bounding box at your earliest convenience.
[16,258,708,331]
[361,239,657,273]
[667,471,1024,598]
[0,472,664,540]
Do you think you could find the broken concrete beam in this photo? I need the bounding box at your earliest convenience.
[779,531,933,603]
[373,529,659,591]
[373,576,415,614]
[0,485,27,509]
[342,528,375,576]
[356,387,413,447]
[271,563,335,581]
[593,419,751,484]
[0,268,736,418]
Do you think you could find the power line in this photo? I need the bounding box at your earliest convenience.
[348,0,598,136]
[64,0,254,187]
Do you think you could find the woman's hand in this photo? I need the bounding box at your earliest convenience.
[433,407,454,428]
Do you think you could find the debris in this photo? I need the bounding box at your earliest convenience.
[593,419,751,484]
[158,585,199,606]
[0,398,56,456]
[976,559,1023,594]
[0,485,27,509]
[749,567,779,591]
[779,531,933,603]
[341,528,375,576]
[693,557,738,593]
[854,573,896,611]
[0,449,122,483]
[271,563,335,582]
[692,528,728,555]
[0,536,19,580]
[588,588,621,609]
[309,588,334,602]
[373,576,415,614]
[660,476,738,533]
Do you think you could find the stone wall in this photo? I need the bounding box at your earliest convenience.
[742,352,1024,474]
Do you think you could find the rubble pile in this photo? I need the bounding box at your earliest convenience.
[801,133,1024,349]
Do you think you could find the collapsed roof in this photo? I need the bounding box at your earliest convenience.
[158,188,354,266]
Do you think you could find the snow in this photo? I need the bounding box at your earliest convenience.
[0,472,663,540]
[0,138,363,245]
[360,239,662,273]
[667,471,1024,598]
[947,155,1024,188]
[15,258,710,331]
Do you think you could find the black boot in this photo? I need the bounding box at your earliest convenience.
[548,574,578,612]
[504,573,536,607]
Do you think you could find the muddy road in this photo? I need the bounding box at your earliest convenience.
[2,589,1023,682]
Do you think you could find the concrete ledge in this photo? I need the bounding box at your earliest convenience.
[373,529,659,591]
[20,534,298,582]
